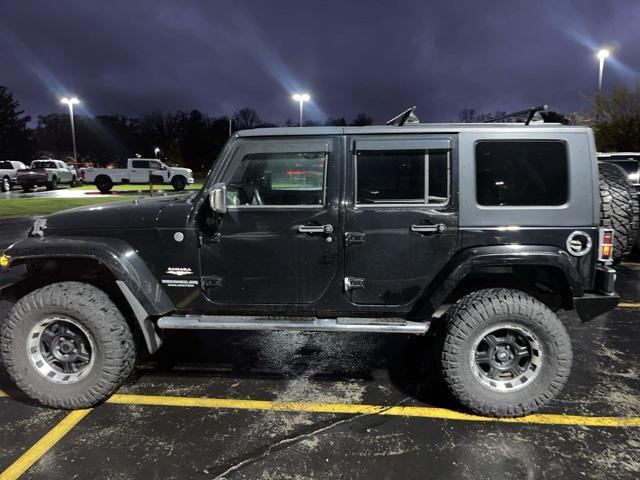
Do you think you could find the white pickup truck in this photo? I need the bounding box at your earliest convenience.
[0,160,28,192]
[16,159,78,191]
[80,158,194,193]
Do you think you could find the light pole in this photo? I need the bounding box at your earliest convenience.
[154,147,161,159]
[292,93,310,126]
[60,97,80,161]
[597,48,610,94]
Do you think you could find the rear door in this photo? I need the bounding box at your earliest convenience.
[344,135,459,306]
[130,160,152,182]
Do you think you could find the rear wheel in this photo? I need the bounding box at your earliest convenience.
[95,175,113,194]
[70,176,78,187]
[171,175,186,191]
[46,177,58,190]
[440,289,572,417]
[0,282,136,409]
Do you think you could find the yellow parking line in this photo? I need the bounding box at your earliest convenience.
[107,393,640,428]
[0,409,91,480]
[619,302,640,308]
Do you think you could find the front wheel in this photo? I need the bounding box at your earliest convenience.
[171,175,186,191]
[0,282,136,409]
[440,289,572,417]
[1,176,11,192]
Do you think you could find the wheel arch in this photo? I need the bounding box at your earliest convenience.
[409,245,583,320]
[1,236,174,353]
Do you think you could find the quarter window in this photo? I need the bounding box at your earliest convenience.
[475,141,568,206]
[356,150,449,204]
[226,152,327,206]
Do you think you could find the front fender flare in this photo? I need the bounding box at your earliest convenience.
[3,236,175,353]
[410,245,583,319]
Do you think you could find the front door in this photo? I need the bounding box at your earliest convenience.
[344,136,459,306]
[199,137,340,308]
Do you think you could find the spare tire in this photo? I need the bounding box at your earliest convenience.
[598,162,638,263]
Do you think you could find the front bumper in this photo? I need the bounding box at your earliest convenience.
[187,177,195,184]
[573,265,619,321]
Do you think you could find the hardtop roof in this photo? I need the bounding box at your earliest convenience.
[236,123,591,138]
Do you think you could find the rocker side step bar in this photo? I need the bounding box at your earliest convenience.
[157,316,430,334]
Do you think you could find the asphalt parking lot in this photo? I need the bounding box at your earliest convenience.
[0,221,639,479]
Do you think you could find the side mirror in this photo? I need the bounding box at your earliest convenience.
[209,183,227,214]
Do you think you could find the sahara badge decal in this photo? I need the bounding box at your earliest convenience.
[166,267,193,276]
[163,267,197,287]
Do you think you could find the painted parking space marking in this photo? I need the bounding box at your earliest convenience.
[619,302,640,308]
[106,393,640,428]
[0,409,92,480]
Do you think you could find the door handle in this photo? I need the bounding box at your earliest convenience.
[410,224,447,234]
[298,224,334,234]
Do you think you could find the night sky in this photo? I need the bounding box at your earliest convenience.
[1,0,638,124]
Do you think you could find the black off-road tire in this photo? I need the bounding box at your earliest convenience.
[598,162,637,262]
[171,175,186,191]
[46,177,58,191]
[0,282,136,409]
[441,289,572,417]
[95,175,113,194]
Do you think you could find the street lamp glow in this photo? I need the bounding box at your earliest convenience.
[596,48,611,94]
[61,97,80,105]
[154,147,161,157]
[60,96,80,161]
[292,93,311,126]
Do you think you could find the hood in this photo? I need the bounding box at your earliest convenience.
[44,194,191,232]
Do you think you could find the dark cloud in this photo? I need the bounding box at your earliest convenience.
[1,0,638,123]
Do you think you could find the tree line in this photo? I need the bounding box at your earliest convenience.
[2,84,640,171]
[0,86,373,171]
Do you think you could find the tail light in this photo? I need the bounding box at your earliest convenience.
[598,228,614,262]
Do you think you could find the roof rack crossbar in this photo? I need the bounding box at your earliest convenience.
[483,105,548,125]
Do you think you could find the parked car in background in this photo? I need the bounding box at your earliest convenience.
[16,159,78,191]
[0,160,28,192]
[80,158,194,193]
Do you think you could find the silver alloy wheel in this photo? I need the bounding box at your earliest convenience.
[27,316,96,384]
[469,322,543,392]
[1,177,9,192]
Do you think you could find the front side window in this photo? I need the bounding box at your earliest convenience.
[226,151,326,206]
[476,141,568,206]
[356,150,449,204]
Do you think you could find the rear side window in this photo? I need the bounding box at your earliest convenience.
[132,160,150,168]
[356,150,449,204]
[475,141,568,206]
[0,161,10,169]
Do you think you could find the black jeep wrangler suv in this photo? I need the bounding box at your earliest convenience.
[0,120,619,417]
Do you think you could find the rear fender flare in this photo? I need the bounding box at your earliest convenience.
[410,245,583,319]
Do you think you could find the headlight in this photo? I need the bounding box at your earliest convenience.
[0,254,10,268]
